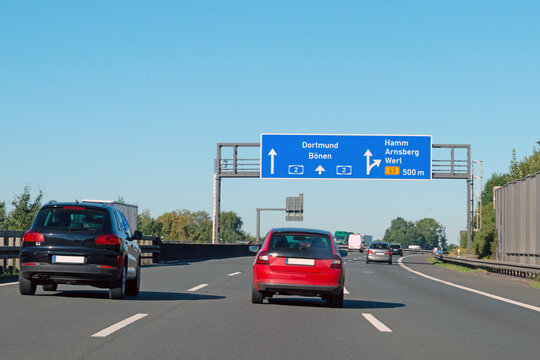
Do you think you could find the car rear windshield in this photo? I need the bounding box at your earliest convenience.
[33,207,109,231]
[370,243,390,249]
[391,245,401,249]
[267,232,333,259]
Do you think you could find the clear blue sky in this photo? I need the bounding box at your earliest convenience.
[1,1,539,244]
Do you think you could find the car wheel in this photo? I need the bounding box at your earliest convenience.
[109,264,126,300]
[19,274,36,295]
[43,283,58,291]
[251,284,264,304]
[389,260,392,265]
[366,258,370,264]
[126,261,140,296]
[328,290,344,308]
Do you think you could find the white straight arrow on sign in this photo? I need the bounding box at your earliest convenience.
[268,149,277,174]
[315,165,325,175]
[364,149,381,175]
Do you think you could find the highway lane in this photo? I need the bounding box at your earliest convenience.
[0,254,539,359]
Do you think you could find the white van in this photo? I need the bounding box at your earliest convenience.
[348,234,363,252]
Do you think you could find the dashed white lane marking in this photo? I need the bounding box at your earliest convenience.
[227,272,242,276]
[362,313,392,332]
[92,313,148,337]
[362,270,374,274]
[0,282,18,287]
[344,287,350,295]
[188,283,208,292]
[398,256,540,313]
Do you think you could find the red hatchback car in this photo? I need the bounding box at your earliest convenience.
[251,228,345,307]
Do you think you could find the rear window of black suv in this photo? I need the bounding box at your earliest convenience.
[34,207,110,231]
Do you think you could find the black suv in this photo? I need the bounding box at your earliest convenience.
[19,202,142,299]
[390,244,403,256]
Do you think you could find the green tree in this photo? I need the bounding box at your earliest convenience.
[5,186,44,231]
[383,217,414,248]
[416,218,447,250]
[472,204,497,259]
[481,173,508,205]
[137,209,163,237]
[384,217,446,250]
[0,201,6,228]
[220,211,245,243]
[508,145,540,181]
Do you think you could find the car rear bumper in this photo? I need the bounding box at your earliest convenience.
[256,282,342,296]
[367,254,392,262]
[20,263,121,286]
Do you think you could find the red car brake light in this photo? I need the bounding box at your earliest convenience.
[368,249,374,254]
[95,234,121,245]
[23,231,44,242]
[331,255,342,269]
[256,251,269,265]
[385,250,391,255]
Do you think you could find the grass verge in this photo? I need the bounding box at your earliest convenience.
[429,257,487,274]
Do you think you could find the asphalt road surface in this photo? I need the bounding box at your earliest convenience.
[1,254,539,360]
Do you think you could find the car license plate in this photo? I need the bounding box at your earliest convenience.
[52,255,84,264]
[286,258,315,266]
[376,252,385,256]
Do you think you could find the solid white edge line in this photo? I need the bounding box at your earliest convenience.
[227,272,242,276]
[91,313,148,338]
[0,281,18,287]
[187,283,208,292]
[344,287,350,295]
[362,313,392,332]
[398,256,540,313]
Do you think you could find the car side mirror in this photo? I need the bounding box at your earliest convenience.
[249,245,259,253]
[133,231,143,240]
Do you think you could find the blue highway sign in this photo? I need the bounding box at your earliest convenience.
[260,134,432,180]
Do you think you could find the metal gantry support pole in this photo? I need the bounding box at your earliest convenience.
[467,146,472,255]
[213,143,260,244]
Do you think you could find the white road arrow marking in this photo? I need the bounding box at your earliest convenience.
[364,149,381,175]
[268,149,277,174]
[315,165,325,175]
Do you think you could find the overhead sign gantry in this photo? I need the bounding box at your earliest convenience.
[213,137,472,254]
[260,133,432,180]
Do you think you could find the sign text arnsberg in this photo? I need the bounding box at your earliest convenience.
[260,134,432,180]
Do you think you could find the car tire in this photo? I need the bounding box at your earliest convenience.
[366,258,370,264]
[328,290,344,308]
[109,264,126,300]
[43,283,58,291]
[126,261,140,296]
[389,260,392,265]
[19,274,36,295]
[251,284,264,304]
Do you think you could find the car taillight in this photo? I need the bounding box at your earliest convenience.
[23,231,44,242]
[331,256,342,269]
[256,251,269,265]
[368,249,373,254]
[95,234,121,245]
[385,250,391,255]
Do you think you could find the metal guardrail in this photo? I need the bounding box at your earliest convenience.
[436,254,540,279]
